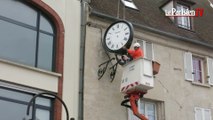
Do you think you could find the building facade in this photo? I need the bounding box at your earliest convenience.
[1,0,213,120]
[84,0,213,120]
[0,0,81,120]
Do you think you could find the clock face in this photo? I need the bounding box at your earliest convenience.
[103,20,133,53]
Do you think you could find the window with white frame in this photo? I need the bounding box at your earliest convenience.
[195,107,212,120]
[137,40,153,60]
[184,52,213,85]
[176,4,191,30]
[128,100,157,120]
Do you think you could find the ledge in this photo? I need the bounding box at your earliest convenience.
[191,82,211,88]
[0,58,61,77]
[0,59,61,92]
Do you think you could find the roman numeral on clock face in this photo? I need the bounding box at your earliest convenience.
[124,37,128,41]
[107,41,112,46]
[125,32,129,35]
[111,44,114,48]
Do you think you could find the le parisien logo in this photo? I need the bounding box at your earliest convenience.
[165,8,204,17]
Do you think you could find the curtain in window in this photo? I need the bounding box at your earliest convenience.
[192,57,202,82]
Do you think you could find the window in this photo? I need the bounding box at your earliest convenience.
[137,40,153,60]
[184,52,213,85]
[0,87,54,120]
[121,0,138,10]
[195,107,212,120]
[0,0,55,71]
[192,56,203,83]
[128,100,157,120]
[176,4,191,29]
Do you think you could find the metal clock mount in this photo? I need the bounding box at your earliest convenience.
[98,20,134,82]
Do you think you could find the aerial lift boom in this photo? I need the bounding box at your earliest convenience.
[121,91,148,120]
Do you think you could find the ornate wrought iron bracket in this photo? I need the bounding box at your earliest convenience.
[98,51,131,82]
[98,57,123,82]
[98,58,115,81]
[109,61,119,82]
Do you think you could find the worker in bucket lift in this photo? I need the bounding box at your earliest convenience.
[122,42,144,61]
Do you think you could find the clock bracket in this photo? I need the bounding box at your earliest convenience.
[97,57,118,82]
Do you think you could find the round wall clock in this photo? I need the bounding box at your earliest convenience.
[103,20,134,54]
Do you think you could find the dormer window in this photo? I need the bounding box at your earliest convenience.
[176,3,191,29]
[161,0,195,30]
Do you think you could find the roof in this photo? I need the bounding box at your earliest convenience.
[89,0,213,47]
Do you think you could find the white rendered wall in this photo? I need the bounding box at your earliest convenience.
[36,0,81,119]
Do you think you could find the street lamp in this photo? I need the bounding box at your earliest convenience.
[25,92,72,120]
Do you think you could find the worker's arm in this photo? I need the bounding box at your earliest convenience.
[127,49,135,54]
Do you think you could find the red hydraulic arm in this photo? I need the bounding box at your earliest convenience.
[121,92,148,120]
[129,93,148,120]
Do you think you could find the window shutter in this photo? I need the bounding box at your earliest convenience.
[184,52,193,81]
[195,107,203,120]
[146,42,153,60]
[137,40,144,51]
[207,57,213,85]
[204,109,211,120]
[137,40,153,60]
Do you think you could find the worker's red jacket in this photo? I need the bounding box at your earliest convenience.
[127,48,144,59]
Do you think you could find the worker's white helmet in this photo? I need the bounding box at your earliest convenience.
[133,42,140,47]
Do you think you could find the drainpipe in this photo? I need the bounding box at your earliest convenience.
[79,0,88,120]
